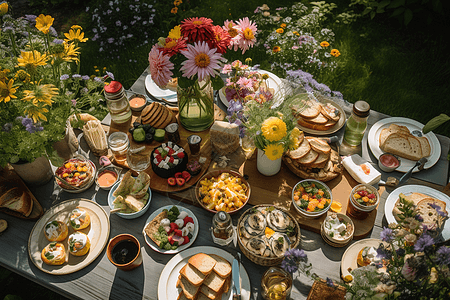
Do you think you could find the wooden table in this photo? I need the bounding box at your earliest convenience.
[1,69,449,300]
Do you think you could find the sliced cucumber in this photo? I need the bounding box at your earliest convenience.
[154,129,165,142]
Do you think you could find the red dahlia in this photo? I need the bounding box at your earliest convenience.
[181,17,214,43]
[209,25,231,54]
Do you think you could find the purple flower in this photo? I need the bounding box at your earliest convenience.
[36,126,44,132]
[325,277,334,287]
[21,118,32,127]
[72,74,81,79]
[49,26,57,37]
[24,15,37,25]
[60,74,69,80]
[436,246,450,265]
[71,99,77,106]
[107,9,112,14]
[3,26,14,33]
[106,71,114,80]
[376,246,392,260]
[414,233,434,252]
[380,227,394,242]
[428,202,448,217]
[82,75,90,80]
[94,77,102,82]
[415,214,424,222]
[115,20,121,27]
[52,38,64,44]
[108,38,114,43]
[25,124,35,133]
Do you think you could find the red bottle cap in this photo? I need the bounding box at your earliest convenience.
[104,81,122,94]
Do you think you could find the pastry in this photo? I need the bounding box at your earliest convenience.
[69,207,91,230]
[68,232,91,256]
[44,220,69,242]
[41,242,66,265]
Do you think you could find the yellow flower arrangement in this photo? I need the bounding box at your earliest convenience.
[264,143,284,160]
[261,117,287,142]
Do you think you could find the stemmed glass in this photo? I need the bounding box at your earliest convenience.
[126,145,150,174]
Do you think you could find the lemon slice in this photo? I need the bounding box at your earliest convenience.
[330,201,342,213]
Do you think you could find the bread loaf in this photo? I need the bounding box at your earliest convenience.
[0,187,33,217]
[210,121,240,155]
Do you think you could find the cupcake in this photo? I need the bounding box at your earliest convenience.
[41,242,66,265]
[44,220,69,242]
[68,232,91,256]
[69,207,91,230]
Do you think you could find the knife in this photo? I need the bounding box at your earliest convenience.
[397,157,428,186]
[232,252,241,300]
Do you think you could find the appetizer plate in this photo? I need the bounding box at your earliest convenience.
[142,205,199,254]
[295,97,346,135]
[218,69,283,108]
[340,238,384,280]
[367,117,440,172]
[145,75,177,102]
[28,199,110,275]
[384,185,450,241]
[56,160,97,194]
[158,246,251,300]
[108,180,152,219]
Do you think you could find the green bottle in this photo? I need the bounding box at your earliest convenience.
[343,101,370,146]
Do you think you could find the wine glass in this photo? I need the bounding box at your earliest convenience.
[126,145,150,174]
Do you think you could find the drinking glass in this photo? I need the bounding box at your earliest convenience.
[126,146,150,173]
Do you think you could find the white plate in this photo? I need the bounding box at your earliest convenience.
[145,75,177,102]
[367,117,441,173]
[28,199,110,275]
[340,238,384,280]
[107,180,152,219]
[219,70,282,108]
[142,205,199,254]
[384,185,450,241]
[158,246,251,300]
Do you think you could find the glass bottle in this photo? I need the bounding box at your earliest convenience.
[343,101,370,146]
[104,81,132,124]
[211,211,234,246]
[261,267,293,300]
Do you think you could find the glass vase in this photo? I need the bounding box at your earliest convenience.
[261,267,293,300]
[177,79,214,132]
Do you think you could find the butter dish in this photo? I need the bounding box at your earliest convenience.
[342,154,381,186]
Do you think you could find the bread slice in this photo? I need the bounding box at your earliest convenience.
[177,275,200,300]
[0,187,22,206]
[307,113,329,125]
[297,149,319,165]
[202,272,226,294]
[209,254,232,278]
[309,152,330,169]
[141,102,160,123]
[297,117,336,131]
[154,105,170,129]
[417,136,431,157]
[306,137,331,154]
[144,210,168,247]
[188,253,216,276]
[113,171,135,197]
[288,138,310,160]
[297,100,320,119]
[180,263,206,286]
[407,136,422,159]
[1,189,33,217]
[124,195,145,212]
[379,124,410,148]
[200,284,223,300]
[319,103,340,122]
[222,275,231,294]
[197,292,218,300]
[382,134,422,161]
[416,198,447,231]
[177,291,189,300]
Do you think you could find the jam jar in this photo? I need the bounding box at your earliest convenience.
[211,211,234,246]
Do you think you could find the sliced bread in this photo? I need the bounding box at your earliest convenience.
[209,254,232,278]
[202,271,226,294]
[177,275,200,300]
[188,253,216,276]
[0,189,33,217]
[306,113,329,125]
[382,134,422,161]
[180,263,206,286]
[407,136,422,159]
[309,152,330,169]
[297,149,319,166]
[200,284,222,300]
[319,103,340,122]
[416,198,447,231]
[144,210,168,247]
[417,136,431,157]
[297,100,320,119]
[221,275,231,294]
[288,138,310,160]
[306,137,331,154]
[177,291,189,300]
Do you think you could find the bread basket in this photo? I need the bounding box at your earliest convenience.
[237,205,301,266]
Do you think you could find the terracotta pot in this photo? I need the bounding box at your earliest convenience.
[11,156,53,186]
[107,234,142,271]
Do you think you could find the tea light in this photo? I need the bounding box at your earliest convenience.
[129,95,146,111]
[187,134,202,156]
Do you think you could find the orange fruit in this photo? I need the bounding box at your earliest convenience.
[330,201,342,213]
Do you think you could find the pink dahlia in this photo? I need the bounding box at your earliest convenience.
[181,17,214,43]
[180,41,225,82]
[161,36,187,57]
[210,25,231,54]
[148,45,174,87]
[223,20,241,51]
[236,17,257,54]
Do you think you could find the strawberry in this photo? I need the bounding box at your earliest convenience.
[183,216,194,226]
[182,236,190,245]
[181,171,191,182]
[168,148,175,155]
[168,222,178,234]
[167,177,176,186]
[174,172,183,179]
[177,152,185,159]
[176,177,185,186]
[173,229,182,236]
[168,235,174,245]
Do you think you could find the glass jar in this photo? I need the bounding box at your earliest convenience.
[177,79,214,132]
[108,132,129,163]
[104,81,132,124]
[211,211,234,246]
[343,101,370,146]
[261,267,293,300]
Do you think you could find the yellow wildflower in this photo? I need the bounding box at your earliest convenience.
[71,25,83,30]
[330,49,341,57]
[15,70,31,83]
[171,7,178,14]
[17,50,48,69]
[272,46,281,53]
[320,41,330,47]
[0,2,8,16]
[24,106,49,123]
[280,23,287,28]
[261,117,287,142]
[64,28,88,43]
[0,68,10,82]
[35,14,54,34]
[61,42,80,62]
[276,28,284,34]
[174,0,182,6]
[22,83,58,106]
[293,31,300,36]
[264,143,284,160]
[168,25,182,40]
[0,79,17,103]
[289,127,302,150]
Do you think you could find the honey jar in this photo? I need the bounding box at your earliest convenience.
[211,211,234,246]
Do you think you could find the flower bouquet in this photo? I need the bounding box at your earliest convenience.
[345,194,450,300]
[148,16,257,131]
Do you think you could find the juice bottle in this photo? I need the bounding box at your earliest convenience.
[343,101,370,146]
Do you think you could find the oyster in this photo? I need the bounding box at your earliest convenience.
[246,237,271,257]
[247,210,266,231]
[269,232,291,257]
[267,209,292,232]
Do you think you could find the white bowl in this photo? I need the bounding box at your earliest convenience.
[56,159,96,193]
[95,166,120,191]
[321,213,354,245]
[108,180,152,219]
[292,179,332,218]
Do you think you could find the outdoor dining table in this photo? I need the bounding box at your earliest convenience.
[0,69,449,300]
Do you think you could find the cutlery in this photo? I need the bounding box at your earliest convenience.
[397,157,428,186]
[232,252,241,300]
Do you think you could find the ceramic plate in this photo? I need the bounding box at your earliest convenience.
[367,117,440,172]
[384,185,450,241]
[158,246,251,300]
[340,238,384,280]
[56,160,97,194]
[145,75,177,102]
[219,70,283,108]
[28,199,110,275]
[108,180,152,219]
[142,205,199,254]
[295,97,346,135]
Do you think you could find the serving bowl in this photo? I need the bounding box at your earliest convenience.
[292,179,332,218]
[195,169,250,214]
[128,93,147,112]
[321,213,354,247]
[95,166,120,191]
[378,153,401,172]
[55,158,96,193]
[107,180,152,219]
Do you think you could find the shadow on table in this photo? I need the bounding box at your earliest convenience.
[110,264,145,298]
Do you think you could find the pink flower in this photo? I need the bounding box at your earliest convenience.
[236,17,257,54]
[223,20,240,51]
[222,64,232,74]
[292,46,299,50]
[180,41,225,82]
[236,77,253,90]
[148,45,174,87]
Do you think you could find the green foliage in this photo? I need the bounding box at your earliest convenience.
[423,114,450,134]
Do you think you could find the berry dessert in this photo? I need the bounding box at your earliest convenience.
[150,141,188,178]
